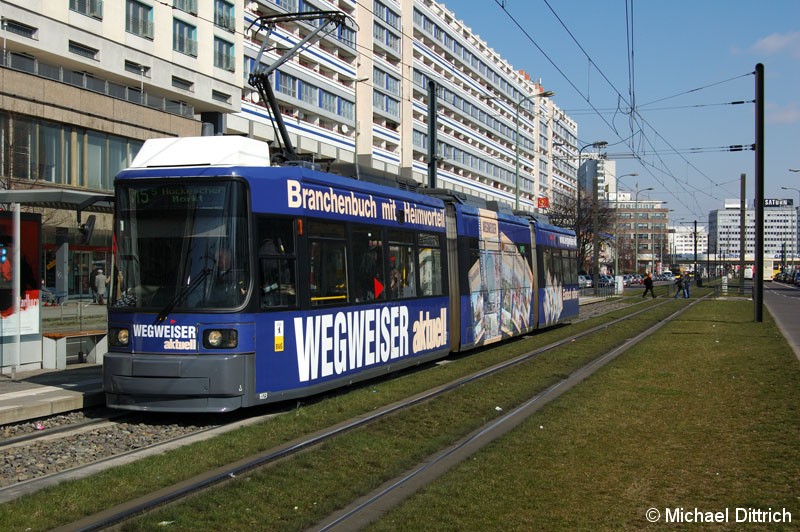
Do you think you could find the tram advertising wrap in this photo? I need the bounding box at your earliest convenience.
[103,137,579,413]
[118,300,447,396]
[534,222,580,328]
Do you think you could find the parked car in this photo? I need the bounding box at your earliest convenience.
[578,274,593,288]
[598,275,614,287]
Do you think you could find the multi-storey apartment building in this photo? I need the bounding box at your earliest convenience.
[0,0,577,299]
[669,224,708,259]
[580,156,614,200]
[613,194,670,274]
[708,198,798,266]
[234,0,577,208]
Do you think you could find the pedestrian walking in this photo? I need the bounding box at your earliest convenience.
[682,273,691,298]
[642,272,656,298]
[95,269,107,305]
[674,275,683,298]
[89,267,98,303]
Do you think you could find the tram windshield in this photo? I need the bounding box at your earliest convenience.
[111,180,250,311]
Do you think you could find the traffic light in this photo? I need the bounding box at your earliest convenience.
[0,245,6,263]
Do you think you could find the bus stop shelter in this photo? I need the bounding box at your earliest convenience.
[0,189,113,375]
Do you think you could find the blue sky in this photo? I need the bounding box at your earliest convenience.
[442,0,800,224]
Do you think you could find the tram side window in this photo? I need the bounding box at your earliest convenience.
[541,247,553,286]
[551,249,563,285]
[257,217,296,309]
[352,226,385,302]
[388,230,415,299]
[520,243,533,289]
[563,250,578,286]
[418,233,443,296]
[467,237,481,294]
[308,221,349,306]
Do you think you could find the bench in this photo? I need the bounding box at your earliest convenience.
[42,330,107,369]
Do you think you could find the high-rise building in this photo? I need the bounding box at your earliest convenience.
[708,198,798,266]
[0,0,577,298]
[669,224,708,259]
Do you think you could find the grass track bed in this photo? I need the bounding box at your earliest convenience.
[371,300,800,530]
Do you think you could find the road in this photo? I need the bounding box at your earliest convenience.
[764,281,800,361]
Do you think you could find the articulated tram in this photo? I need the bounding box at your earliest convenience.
[103,136,579,412]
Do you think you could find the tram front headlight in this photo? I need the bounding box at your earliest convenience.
[204,329,238,349]
[110,327,129,347]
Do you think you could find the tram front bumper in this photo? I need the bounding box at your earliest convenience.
[103,352,249,412]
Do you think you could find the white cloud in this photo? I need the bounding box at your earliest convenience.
[766,102,800,124]
[751,31,800,58]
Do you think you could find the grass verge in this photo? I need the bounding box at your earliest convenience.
[371,299,800,530]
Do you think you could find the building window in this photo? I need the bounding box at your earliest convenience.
[173,19,198,57]
[300,83,318,106]
[68,40,99,60]
[385,97,399,117]
[214,0,235,32]
[385,74,400,96]
[212,90,231,104]
[70,0,103,19]
[172,76,194,92]
[338,26,355,48]
[340,100,354,120]
[173,0,198,15]
[124,60,149,77]
[214,37,235,71]
[276,71,297,99]
[320,90,336,114]
[274,0,298,10]
[126,0,154,39]
[0,113,142,191]
[4,20,37,40]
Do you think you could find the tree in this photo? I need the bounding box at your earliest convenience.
[547,190,616,274]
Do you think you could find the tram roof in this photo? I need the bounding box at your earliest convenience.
[130,136,273,168]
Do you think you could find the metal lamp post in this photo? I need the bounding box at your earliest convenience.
[353,76,370,180]
[633,185,654,274]
[514,90,555,210]
[613,172,638,280]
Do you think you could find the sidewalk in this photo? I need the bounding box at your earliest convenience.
[0,299,107,425]
[0,363,104,425]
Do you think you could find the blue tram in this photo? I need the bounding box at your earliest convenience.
[103,137,578,412]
